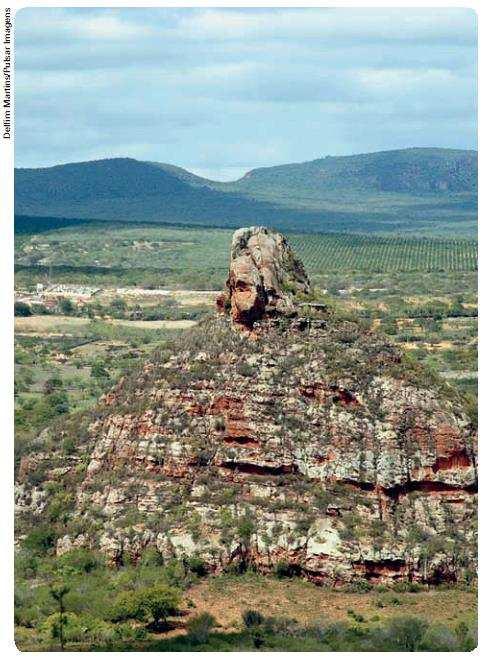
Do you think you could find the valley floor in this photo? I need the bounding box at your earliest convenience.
[16,574,477,652]
[185,573,477,631]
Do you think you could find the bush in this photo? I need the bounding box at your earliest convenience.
[305,620,349,647]
[376,616,428,651]
[186,612,217,645]
[24,526,57,555]
[90,360,110,380]
[261,616,301,637]
[420,623,460,651]
[46,491,74,523]
[242,609,264,629]
[139,547,164,567]
[15,549,39,580]
[57,298,75,315]
[347,609,365,623]
[15,301,32,317]
[137,584,181,626]
[111,583,181,627]
[57,548,104,575]
[187,556,208,577]
[40,612,115,647]
[455,621,477,651]
[344,579,373,593]
[391,581,423,593]
[43,376,63,395]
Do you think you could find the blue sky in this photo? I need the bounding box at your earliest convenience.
[15,7,477,180]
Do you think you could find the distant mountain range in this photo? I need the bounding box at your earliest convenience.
[15,148,477,236]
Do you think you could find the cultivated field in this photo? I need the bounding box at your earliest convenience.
[15,223,477,292]
[15,315,197,334]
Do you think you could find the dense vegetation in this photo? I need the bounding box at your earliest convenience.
[15,148,477,236]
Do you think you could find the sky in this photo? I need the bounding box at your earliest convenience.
[15,7,477,180]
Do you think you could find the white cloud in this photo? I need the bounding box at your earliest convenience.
[14,7,477,169]
[78,15,153,40]
[177,8,476,44]
[15,8,154,43]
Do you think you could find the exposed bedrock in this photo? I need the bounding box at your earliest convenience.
[216,226,310,330]
[16,227,477,585]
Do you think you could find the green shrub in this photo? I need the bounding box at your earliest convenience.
[188,556,208,577]
[261,616,301,637]
[57,548,104,575]
[392,581,423,593]
[57,298,75,315]
[111,583,181,627]
[139,547,164,567]
[375,616,428,651]
[24,526,57,556]
[186,612,217,644]
[455,621,477,651]
[420,623,460,651]
[45,491,74,523]
[15,301,32,317]
[242,609,264,629]
[40,611,115,646]
[344,579,373,593]
[15,549,39,580]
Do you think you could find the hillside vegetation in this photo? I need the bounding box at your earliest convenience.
[15,149,477,236]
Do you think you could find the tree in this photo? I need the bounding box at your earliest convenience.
[58,297,75,315]
[139,585,181,627]
[111,584,181,629]
[58,298,75,315]
[43,375,63,395]
[49,583,70,651]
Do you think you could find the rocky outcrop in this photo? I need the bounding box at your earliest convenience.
[15,228,477,586]
[217,226,310,330]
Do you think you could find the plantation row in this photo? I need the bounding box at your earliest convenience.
[290,234,478,273]
[15,224,478,280]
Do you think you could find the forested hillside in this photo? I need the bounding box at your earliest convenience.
[15,149,477,236]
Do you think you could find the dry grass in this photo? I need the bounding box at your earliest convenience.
[400,340,455,351]
[183,575,476,632]
[15,314,197,335]
[14,315,89,334]
[109,318,197,329]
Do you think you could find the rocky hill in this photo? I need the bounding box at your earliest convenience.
[15,149,477,235]
[16,227,477,585]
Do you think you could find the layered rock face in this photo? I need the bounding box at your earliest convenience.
[16,228,477,585]
[217,226,310,329]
